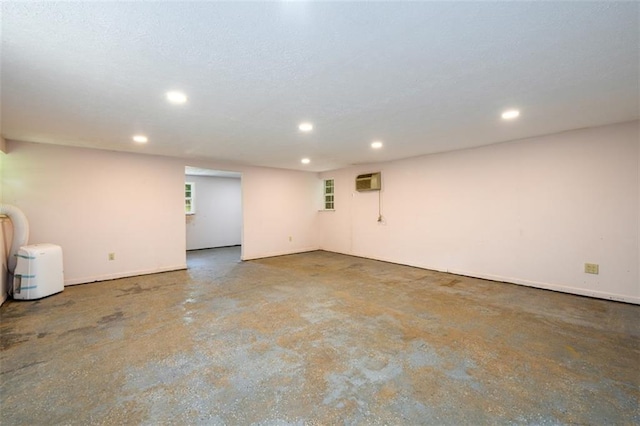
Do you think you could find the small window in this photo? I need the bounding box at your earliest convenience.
[323,179,335,210]
[185,182,195,214]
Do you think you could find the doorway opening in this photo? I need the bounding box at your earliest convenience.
[184,166,243,264]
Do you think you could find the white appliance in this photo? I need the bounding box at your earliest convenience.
[355,172,382,191]
[13,244,64,300]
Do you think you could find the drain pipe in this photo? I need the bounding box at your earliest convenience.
[0,204,29,275]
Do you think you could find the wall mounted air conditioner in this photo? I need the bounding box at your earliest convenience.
[355,172,382,192]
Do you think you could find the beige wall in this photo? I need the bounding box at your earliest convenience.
[240,166,319,259]
[1,141,320,287]
[1,149,7,303]
[319,121,640,303]
[185,175,242,250]
[178,159,321,260]
[0,218,8,304]
[2,142,187,285]
[2,121,638,304]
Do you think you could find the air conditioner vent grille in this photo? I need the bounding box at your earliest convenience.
[355,172,381,191]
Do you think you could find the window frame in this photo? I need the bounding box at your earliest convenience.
[185,182,195,215]
[323,178,335,211]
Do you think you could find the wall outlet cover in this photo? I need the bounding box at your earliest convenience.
[585,263,599,274]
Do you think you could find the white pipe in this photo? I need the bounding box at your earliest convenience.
[0,204,29,274]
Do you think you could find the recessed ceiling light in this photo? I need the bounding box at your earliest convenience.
[132,135,148,143]
[166,91,187,104]
[501,109,520,120]
[298,122,313,132]
[301,158,311,164]
[371,141,383,149]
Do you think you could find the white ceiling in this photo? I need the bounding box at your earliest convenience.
[2,2,638,172]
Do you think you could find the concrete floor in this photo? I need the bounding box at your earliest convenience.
[1,247,638,425]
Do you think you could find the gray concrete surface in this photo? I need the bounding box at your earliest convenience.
[1,247,638,425]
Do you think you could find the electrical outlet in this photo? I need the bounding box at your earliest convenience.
[108,253,115,261]
[584,263,599,274]
[288,236,292,242]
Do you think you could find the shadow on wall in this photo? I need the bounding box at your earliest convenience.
[1,216,13,305]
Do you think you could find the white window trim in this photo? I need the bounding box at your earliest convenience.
[322,178,335,211]
[185,182,195,215]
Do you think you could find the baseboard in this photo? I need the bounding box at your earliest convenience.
[447,269,640,305]
[242,247,320,261]
[64,264,188,286]
[320,249,449,275]
[319,249,639,305]
[187,244,241,251]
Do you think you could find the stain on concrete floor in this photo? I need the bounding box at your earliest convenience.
[1,247,638,425]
